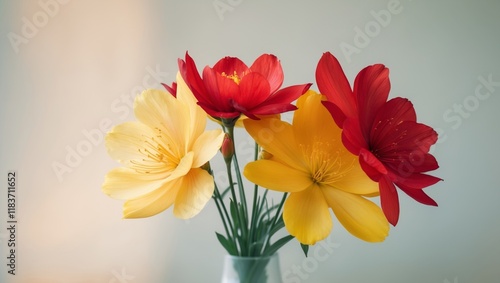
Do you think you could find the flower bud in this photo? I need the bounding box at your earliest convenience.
[221,134,234,162]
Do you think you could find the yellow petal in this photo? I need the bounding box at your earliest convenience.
[322,186,389,242]
[234,115,246,127]
[105,121,166,167]
[191,129,224,168]
[134,88,189,152]
[293,90,339,146]
[244,118,304,171]
[331,160,379,195]
[163,151,194,183]
[291,91,378,195]
[244,160,312,193]
[102,167,167,200]
[173,168,214,219]
[123,178,181,218]
[283,184,332,245]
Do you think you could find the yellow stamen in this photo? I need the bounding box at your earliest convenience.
[300,138,355,185]
[132,128,178,174]
[221,71,242,85]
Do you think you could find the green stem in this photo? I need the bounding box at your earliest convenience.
[225,161,239,214]
[250,142,260,234]
[233,155,247,213]
[227,126,248,218]
[213,182,234,241]
[225,155,249,255]
[223,122,252,255]
[273,192,288,227]
[261,192,288,253]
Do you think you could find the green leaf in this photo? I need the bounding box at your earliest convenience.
[263,235,294,256]
[229,200,248,255]
[216,232,237,255]
[248,240,265,257]
[300,243,309,257]
[229,200,240,229]
[269,216,285,237]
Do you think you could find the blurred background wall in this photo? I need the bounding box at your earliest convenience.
[1,0,499,282]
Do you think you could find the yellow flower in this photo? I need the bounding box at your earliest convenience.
[243,90,389,245]
[102,73,224,219]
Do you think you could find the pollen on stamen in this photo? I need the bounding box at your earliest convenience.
[221,71,242,85]
[300,140,353,184]
[131,132,177,174]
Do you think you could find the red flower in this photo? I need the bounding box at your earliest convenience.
[179,52,311,120]
[316,52,441,226]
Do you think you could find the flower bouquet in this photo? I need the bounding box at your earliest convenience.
[102,51,441,282]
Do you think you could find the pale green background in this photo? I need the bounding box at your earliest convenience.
[1,0,499,282]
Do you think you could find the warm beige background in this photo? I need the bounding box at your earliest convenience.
[1,0,499,282]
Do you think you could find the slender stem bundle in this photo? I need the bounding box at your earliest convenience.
[212,120,293,257]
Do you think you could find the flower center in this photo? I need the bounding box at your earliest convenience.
[131,127,177,174]
[300,139,355,185]
[371,119,409,162]
[221,71,242,85]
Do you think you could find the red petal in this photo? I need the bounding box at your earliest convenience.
[341,118,368,154]
[379,176,400,226]
[265,83,311,105]
[212,56,249,79]
[161,82,177,97]
[374,121,439,174]
[322,100,346,128]
[390,170,442,190]
[360,148,388,176]
[410,153,439,172]
[369,99,422,154]
[386,153,439,175]
[236,72,270,109]
[387,97,417,122]
[201,66,239,113]
[199,102,240,119]
[399,123,438,153]
[397,183,438,206]
[376,122,434,153]
[354,64,390,136]
[238,102,297,119]
[179,52,207,100]
[315,52,356,118]
[216,75,242,109]
[359,154,384,182]
[370,98,417,145]
[250,54,284,93]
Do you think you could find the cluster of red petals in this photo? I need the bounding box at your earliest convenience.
[316,52,442,226]
[179,52,311,120]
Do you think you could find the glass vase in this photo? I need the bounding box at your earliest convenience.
[220,253,282,283]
